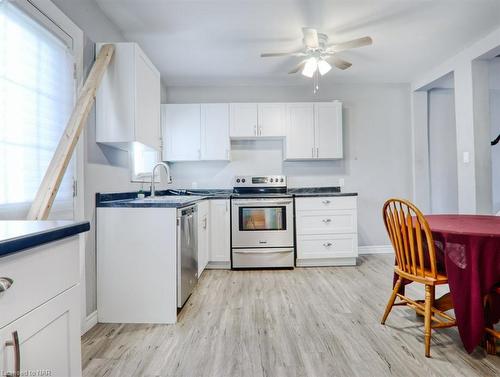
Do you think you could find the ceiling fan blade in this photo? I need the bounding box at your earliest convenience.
[261,52,296,57]
[260,50,306,58]
[302,27,319,48]
[288,60,306,74]
[330,36,373,52]
[328,56,352,70]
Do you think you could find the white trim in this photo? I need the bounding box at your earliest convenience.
[358,245,394,255]
[296,257,357,267]
[26,0,87,329]
[81,310,98,335]
[206,261,231,269]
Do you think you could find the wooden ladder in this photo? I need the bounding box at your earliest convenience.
[27,44,115,220]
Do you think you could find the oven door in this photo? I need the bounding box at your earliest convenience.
[231,198,294,248]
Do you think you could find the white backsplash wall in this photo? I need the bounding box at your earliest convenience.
[164,82,413,247]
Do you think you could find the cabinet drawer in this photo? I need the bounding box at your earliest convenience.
[295,196,356,211]
[0,237,79,329]
[296,210,357,235]
[297,234,357,259]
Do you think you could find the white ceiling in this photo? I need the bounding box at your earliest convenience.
[95,0,500,86]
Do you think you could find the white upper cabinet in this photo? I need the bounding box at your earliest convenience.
[230,103,258,137]
[230,103,286,138]
[258,103,286,137]
[96,43,161,151]
[162,101,342,162]
[285,103,315,159]
[162,104,230,162]
[315,101,343,159]
[284,101,343,160]
[162,104,201,161]
[201,104,230,160]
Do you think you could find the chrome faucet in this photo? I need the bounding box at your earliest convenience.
[150,162,173,198]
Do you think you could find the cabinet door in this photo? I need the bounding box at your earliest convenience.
[162,104,201,161]
[135,46,161,150]
[201,104,230,160]
[285,103,315,159]
[197,201,209,276]
[0,286,81,377]
[258,103,286,137]
[209,200,231,263]
[315,102,343,159]
[96,43,135,144]
[229,103,258,137]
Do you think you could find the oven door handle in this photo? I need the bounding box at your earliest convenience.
[233,249,293,254]
[233,200,293,206]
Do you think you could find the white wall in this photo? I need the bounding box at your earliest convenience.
[412,25,500,214]
[490,58,500,213]
[428,89,459,213]
[164,83,413,246]
[53,0,144,316]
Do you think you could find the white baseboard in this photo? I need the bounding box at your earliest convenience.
[296,257,357,267]
[81,310,98,335]
[358,245,393,255]
[206,261,231,269]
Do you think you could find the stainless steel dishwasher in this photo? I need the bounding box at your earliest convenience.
[177,204,198,308]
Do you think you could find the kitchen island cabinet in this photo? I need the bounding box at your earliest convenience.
[0,221,89,377]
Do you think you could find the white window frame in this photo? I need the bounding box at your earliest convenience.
[14,0,86,328]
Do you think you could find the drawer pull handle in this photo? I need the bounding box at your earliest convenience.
[5,331,20,377]
[322,200,331,204]
[323,242,333,247]
[322,219,332,223]
[0,277,13,292]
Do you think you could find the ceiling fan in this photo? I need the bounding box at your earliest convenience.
[261,28,373,92]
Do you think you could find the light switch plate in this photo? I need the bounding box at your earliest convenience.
[463,151,470,164]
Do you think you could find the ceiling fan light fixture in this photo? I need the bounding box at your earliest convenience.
[318,59,332,75]
[302,57,317,78]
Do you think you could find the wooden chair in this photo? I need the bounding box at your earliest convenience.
[484,285,500,355]
[381,198,456,357]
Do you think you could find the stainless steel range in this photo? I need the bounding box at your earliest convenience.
[231,175,294,268]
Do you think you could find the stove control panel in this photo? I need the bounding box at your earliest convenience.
[234,175,287,187]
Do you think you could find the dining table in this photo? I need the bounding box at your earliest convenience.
[405,214,500,353]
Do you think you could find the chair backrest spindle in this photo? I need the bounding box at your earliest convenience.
[382,198,437,280]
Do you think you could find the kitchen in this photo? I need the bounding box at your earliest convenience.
[1,1,499,376]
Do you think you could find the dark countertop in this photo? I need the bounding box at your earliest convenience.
[288,187,358,197]
[96,187,357,208]
[0,220,90,258]
[98,195,207,208]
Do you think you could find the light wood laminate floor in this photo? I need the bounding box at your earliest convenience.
[82,255,500,377]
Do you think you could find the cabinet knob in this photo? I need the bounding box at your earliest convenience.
[323,242,333,247]
[322,218,332,223]
[0,277,13,292]
[322,200,331,204]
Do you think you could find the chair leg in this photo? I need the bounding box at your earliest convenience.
[381,278,402,325]
[424,285,434,357]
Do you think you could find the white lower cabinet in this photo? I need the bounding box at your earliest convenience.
[208,199,231,268]
[0,286,81,377]
[97,208,178,324]
[296,196,358,266]
[0,237,82,377]
[197,200,210,276]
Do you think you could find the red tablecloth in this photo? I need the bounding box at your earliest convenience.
[395,215,500,352]
[424,215,500,353]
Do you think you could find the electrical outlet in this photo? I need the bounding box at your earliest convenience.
[339,178,345,187]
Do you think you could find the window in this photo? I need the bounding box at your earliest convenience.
[0,0,76,219]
